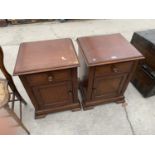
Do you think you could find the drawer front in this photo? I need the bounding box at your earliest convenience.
[26,69,71,86]
[95,61,133,76]
[32,81,73,109]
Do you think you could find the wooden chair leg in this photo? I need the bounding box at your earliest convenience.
[15,91,27,105]
[19,121,30,135]
[11,93,15,111]
[4,106,30,135]
[20,100,22,121]
[21,98,27,105]
[11,110,30,135]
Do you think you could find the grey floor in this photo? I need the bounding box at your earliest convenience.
[1,19,155,134]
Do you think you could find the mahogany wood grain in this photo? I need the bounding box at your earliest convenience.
[77,33,144,66]
[14,39,80,119]
[78,33,144,109]
[14,39,79,76]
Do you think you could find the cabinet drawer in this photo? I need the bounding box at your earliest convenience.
[95,61,133,76]
[26,69,71,86]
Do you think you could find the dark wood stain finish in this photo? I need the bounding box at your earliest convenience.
[131,29,155,97]
[77,33,144,109]
[14,39,80,119]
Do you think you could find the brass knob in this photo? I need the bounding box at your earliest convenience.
[112,66,119,73]
[48,76,53,82]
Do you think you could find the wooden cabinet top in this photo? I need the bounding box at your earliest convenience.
[77,33,144,66]
[14,39,79,75]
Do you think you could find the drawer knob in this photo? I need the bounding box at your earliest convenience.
[112,66,119,73]
[48,76,53,82]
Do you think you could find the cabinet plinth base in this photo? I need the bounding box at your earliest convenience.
[71,107,81,112]
[83,106,94,111]
[35,114,46,119]
[116,97,125,104]
[35,102,81,119]
[80,82,126,110]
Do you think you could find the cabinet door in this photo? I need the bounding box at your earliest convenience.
[32,81,73,109]
[92,74,128,100]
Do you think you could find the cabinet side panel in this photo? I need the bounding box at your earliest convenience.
[71,68,79,103]
[78,47,88,81]
[19,75,39,110]
[121,60,139,95]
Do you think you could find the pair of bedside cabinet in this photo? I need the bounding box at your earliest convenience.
[14,33,144,119]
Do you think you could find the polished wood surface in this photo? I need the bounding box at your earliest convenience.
[78,33,144,109]
[26,69,71,86]
[77,33,143,66]
[92,74,127,99]
[131,29,155,97]
[14,39,79,75]
[95,61,133,76]
[14,39,80,119]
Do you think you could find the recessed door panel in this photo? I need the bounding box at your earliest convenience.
[92,74,128,100]
[33,81,73,109]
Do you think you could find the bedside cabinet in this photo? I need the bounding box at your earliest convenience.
[77,33,144,110]
[14,39,80,119]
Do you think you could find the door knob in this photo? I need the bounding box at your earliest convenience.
[48,76,53,82]
[112,66,119,73]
